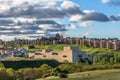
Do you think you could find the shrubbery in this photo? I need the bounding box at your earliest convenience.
[28,45,35,49]
[1,63,120,79]
[0,61,4,68]
[58,73,68,78]
[1,59,60,69]
[0,68,16,80]
[0,64,54,80]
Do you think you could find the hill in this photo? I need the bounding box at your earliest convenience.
[22,44,120,54]
[37,69,120,80]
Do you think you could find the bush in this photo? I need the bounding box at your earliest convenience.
[112,64,120,69]
[97,65,108,70]
[28,45,35,49]
[25,77,34,80]
[0,68,9,80]
[22,68,36,79]
[82,65,92,71]
[51,67,61,76]
[0,61,4,68]
[42,73,50,78]
[58,73,68,78]
[6,68,16,80]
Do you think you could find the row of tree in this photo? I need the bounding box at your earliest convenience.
[0,64,68,80]
[93,52,120,65]
[1,61,120,80]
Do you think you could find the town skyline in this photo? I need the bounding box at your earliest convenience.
[0,0,120,40]
[0,33,120,51]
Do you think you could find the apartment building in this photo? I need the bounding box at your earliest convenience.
[28,46,92,63]
[1,34,120,51]
[0,45,5,54]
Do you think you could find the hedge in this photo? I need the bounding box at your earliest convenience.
[1,59,60,69]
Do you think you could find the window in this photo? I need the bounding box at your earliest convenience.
[78,55,82,57]
[43,55,46,57]
[85,58,88,60]
[63,55,67,58]
[52,52,58,55]
[35,53,42,55]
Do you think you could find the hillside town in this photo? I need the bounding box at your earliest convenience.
[0,34,119,63]
[0,34,120,50]
[0,45,29,59]
[0,44,92,63]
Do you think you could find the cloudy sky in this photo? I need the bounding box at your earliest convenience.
[0,0,120,40]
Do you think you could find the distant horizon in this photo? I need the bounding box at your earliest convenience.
[0,35,120,41]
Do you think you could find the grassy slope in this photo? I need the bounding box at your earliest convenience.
[37,69,120,80]
[22,44,120,54]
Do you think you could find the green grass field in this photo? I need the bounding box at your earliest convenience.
[37,69,120,80]
[22,44,120,54]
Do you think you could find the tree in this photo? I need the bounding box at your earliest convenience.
[0,68,9,80]
[110,57,114,65]
[59,63,82,73]
[100,59,106,65]
[6,68,16,80]
[51,67,62,76]
[93,55,98,64]
[114,53,118,64]
[22,68,36,80]
[34,68,43,78]
[39,64,52,78]
[0,61,4,68]
[16,69,24,80]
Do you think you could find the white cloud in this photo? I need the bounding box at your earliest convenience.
[80,22,93,27]
[101,0,112,3]
[69,14,83,22]
[61,1,79,9]
[0,0,120,40]
[101,0,120,6]
[68,24,77,29]
[36,30,45,34]
[61,0,82,15]
[0,0,64,18]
